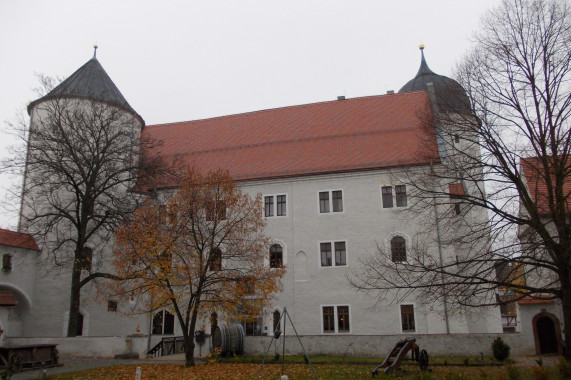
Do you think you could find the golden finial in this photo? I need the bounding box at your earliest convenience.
[93,44,98,58]
[419,44,425,50]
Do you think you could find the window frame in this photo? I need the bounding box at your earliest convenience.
[318,190,344,214]
[381,185,408,209]
[321,305,351,334]
[107,300,118,312]
[152,309,175,335]
[269,244,283,268]
[400,304,416,333]
[2,254,12,273]
[319,240,347,267]
[264,194,287,218]
[390,236,407,263]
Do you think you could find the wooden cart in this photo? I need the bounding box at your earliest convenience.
[0,344,58,375]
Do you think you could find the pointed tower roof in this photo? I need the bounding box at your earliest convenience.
[28,51,144,126]
[399,46,471,114]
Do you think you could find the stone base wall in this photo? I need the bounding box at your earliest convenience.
[244,333,535,358]
[5,333,535,359]
[6,335,150,358]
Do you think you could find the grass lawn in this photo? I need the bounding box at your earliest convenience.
[44,361,566,380]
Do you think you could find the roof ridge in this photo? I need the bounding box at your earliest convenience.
[146,92,425,128]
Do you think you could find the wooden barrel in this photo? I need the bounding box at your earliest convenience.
[210,323,244,356]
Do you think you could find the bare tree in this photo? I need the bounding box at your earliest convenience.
[350,0,571,358]
[2,80,170,337]
[110,169,284,367]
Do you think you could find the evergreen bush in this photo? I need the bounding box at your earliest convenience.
[492,337,510,361]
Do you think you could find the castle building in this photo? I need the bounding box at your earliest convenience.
[2,48,511,357]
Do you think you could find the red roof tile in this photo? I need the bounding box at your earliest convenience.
[142,91,436,188]
[0,229,40,251]
[448,183,465,197]
[517,296,554,305]
[521,156,571,214]
[0,291,17,307]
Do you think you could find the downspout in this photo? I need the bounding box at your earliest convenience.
[431,161,450,334]
[146,309,153,353]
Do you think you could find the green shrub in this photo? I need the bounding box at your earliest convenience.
[506,365,521,380]
[556,358,571,380]
[492,337,510,361]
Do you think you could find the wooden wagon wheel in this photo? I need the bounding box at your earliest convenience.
[419,349,429,371]
[8,352,22,373]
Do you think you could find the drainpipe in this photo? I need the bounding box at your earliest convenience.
[146,309,153,353]
[431,161,450,334]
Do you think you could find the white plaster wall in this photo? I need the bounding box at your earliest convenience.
[517,300,564,355]
[238,168,502,338]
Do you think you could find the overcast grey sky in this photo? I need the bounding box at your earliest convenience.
[0,0,501,229]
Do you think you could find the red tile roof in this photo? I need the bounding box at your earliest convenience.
[521,156,571,214]
[0,229,40,251]
[517,296,554,305]
[142,91,436,188]
[0,291,17,307]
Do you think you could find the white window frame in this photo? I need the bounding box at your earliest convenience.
[318,240,348,267]
[385,233,410,264]
[318,189,344,214]
[399,303,417,333]
[380,185,408,209]
[268,240,287,267]
[321,304,351,334]
[263,194,287,218]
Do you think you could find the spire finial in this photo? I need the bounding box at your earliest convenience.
[93,44,98,58]
[419,44,425,50]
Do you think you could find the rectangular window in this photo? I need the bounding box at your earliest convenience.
[395,185,407,207]
[401,304,415,332]
[382,186,393,208]
[277,195,286,216]
[322,306,335,333]
[334,242,346,266]
[454,134,460,143]
[264,196,274,217]
[321,241,346,267]
[320,242,332,267]
[319,192,330,213]
[2,254,12,273]
[322,305,350,333]
[337,306,350,332]
[332,190,343,212]
[264,194,286,217]
[454,203,461,215]
[319,190,343,213]
[107,300,118,312]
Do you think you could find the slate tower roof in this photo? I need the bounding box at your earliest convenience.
[399,47,471,114]
[28,53,144,125]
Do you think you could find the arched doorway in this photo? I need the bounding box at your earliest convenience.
[532,312,562,355]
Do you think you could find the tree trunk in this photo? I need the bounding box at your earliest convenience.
[67,263,82,337]
[561,283,571,361]
[184,338,195,367]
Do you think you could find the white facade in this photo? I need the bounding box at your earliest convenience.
[237,169,502,338]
